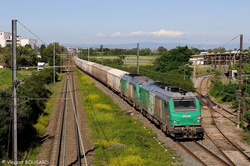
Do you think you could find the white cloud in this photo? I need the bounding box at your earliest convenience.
[151,29,184,37]
[129,31,148,36]
[96,29,184,38]
[96,32,123,37]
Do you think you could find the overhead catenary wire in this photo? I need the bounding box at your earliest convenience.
[219,34,241,48]
[17,20,47,46]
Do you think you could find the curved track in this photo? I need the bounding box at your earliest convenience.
[198,77,250,165]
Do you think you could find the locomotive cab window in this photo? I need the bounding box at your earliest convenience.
[174,99,196,112]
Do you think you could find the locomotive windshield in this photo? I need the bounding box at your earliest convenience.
[174,99,196,112]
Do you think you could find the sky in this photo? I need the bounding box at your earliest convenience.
[1,0,250,48]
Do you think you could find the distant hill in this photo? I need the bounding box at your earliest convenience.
[63,42,246,50]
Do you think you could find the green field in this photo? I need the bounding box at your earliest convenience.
[87,55,159,66]
[0,68,30,90]
[91,55,159,60]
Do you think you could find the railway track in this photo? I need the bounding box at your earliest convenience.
[197,77,250,166]
[176,140,230,166]
[47,59,89,165]
[56,72,82,166]
[55,71,86,165]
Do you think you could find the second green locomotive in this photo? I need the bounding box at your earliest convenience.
[121,74,204,139]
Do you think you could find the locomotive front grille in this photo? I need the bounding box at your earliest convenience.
[180,119,193,123]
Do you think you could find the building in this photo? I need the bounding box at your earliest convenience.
[189,51,248,66]
[0,32,38,51]
[0,32,20,46]
[0,62,7,68]
[37,62,45,71]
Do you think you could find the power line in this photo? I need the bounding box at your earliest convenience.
[17,20,47,46]
[218,34,241,48]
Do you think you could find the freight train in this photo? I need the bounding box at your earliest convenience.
[74,56,204,139]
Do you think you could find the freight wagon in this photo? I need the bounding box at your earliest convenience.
[74,56,204,139]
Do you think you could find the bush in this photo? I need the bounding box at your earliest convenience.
[210,82,237,103]
[109,155,144,166]
[244,111,250,131]
[86,94,100,101]
[33,123,46,136]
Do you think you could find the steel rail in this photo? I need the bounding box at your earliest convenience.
[194,140,231,166]
[69,71,81,166]
[56,73,68,166]
[175,141,206,166]
[205,93,250,162]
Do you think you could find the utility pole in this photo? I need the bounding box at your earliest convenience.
[237,34,243,129]
[136,43,140,75]
[53,42,56,92]
[88,47,90,61]
[101,45,103,65]
[12,19,18,166]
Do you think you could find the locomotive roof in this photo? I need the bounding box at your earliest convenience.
[121,74,152,85]
[141,81,196,100]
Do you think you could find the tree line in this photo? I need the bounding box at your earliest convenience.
[88,46,196,91]
[0,43,66,68]
[0,68,58,159]
[0,43,63,159]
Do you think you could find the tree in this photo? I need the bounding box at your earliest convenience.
[17,45,38,66]
[17,71,52,151]
[244,111,250,130]
[244,49,250,63]
[1,45,12,66]
[157,46,167,55]
[190,47,201,55]
[207,47,226,53]
[140,48,151,56]
[0,89,12,159]
[40,42,66,63]
[154,46,194,72]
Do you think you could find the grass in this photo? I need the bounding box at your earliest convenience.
[222,122,234,126]
[210,119,216,125]
[91,55,159,60]
[75,69,180,166]
[90,55,159,66]
[17,69,33,75]
[241,132,250,145]
[0,68,29,90]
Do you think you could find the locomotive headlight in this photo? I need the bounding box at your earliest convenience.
[173,120,177,123]
[196,116,202,120]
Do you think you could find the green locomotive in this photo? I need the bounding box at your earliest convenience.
[121,74,204,139]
